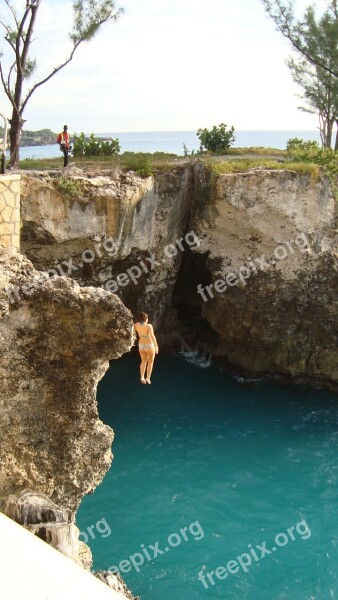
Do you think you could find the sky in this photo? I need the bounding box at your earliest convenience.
[0,0,324,133]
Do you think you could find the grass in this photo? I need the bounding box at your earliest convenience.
[207,158,321,182]
[19,156,63,170]
[224,146,287,157]
[18,151,179,173]
[17,148,320,182]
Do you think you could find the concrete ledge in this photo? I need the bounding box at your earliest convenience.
[0,513,128,600]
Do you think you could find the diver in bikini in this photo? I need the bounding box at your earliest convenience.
[134,312,159,384]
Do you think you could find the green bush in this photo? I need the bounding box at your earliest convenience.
[54,176,85,199]
[287,137,338,175]
[286,138,321,161]
[197,123,235,153]
[73,132,120,157]
[122,152,153,177]
[286,138,338,196]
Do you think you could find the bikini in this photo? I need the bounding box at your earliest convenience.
[138,323,155,351]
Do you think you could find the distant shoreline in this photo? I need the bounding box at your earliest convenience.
[16,130,321,159]
[0,128,112,148]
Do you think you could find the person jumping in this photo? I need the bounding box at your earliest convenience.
[134,312,159,384]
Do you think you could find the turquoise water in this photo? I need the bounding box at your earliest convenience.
[19,130,321,159]
[77,353,338,600]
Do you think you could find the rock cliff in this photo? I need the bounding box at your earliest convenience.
[20,163,338,388]
[0,245,134,514]
[21,166,193,330]
[188,165,338,386]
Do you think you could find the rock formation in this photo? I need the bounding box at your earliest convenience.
[0,245,134,514]
[20,164,338,387]
[4,489,139,597]
[0,161,336,597]
[5,490,81,563]
[20,166,194,328]
[188,165,338,386]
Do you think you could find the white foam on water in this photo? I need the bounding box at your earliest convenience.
[179,349,212,369]
[233,374,262,384]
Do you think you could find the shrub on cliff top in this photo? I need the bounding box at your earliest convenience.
[287,138,338,196]
[122,153,153,177]
[55,177,85,199]
[286,138,321,161]
[197,123,235,153]
[73,132,120,157]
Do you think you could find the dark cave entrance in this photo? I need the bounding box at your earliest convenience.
[172,248,220,350]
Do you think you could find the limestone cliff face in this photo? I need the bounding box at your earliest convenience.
[188,165,338,386]
[21,167,193,329]
[21,164,338,387]
[0,246,134,513]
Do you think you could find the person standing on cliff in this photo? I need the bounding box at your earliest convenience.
[57,125,71,168]
[134,312,159,384]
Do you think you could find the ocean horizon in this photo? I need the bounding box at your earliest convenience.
[19,129,322,160]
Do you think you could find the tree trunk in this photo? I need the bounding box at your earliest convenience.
[325,118,334,150]
[320,114,327,148]
[325,118,334,149]
[335,122,338,151]
[9,111,25,168]
[319,114,324,147]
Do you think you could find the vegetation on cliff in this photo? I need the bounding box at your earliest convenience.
[208,158,321,182]
[197,123,235,153]
[16,145,322,181]
[73,133,121,157]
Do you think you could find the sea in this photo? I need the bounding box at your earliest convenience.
[18,130,322,159]
[77,352,338,600]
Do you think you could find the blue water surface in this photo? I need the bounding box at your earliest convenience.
[19,130,321,159]
[77,353,338,600]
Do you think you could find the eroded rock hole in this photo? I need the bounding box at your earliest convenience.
[172,248,219,349]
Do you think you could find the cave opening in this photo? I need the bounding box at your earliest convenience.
[172,247,220,350]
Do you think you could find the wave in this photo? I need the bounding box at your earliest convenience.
[233,374,262,384]
[179,344,212,369]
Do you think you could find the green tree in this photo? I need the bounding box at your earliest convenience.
[288,55,338,148]
[0,1,123,167]
[197,123,235,153]
[261,0,338,79]
[262,0,338,148]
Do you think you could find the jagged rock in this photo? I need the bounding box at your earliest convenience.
[79,540,93,570]
[0,246,134,513]
[95,571,140,600]
[62,164,85,176]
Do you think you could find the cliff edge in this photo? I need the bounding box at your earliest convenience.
[20,163,338,387]
[0,246,134,513]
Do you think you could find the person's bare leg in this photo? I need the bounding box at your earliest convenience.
[145,350,155,383]
[139,350,147,383]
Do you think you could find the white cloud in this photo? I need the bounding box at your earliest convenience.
[0,0,321,132]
